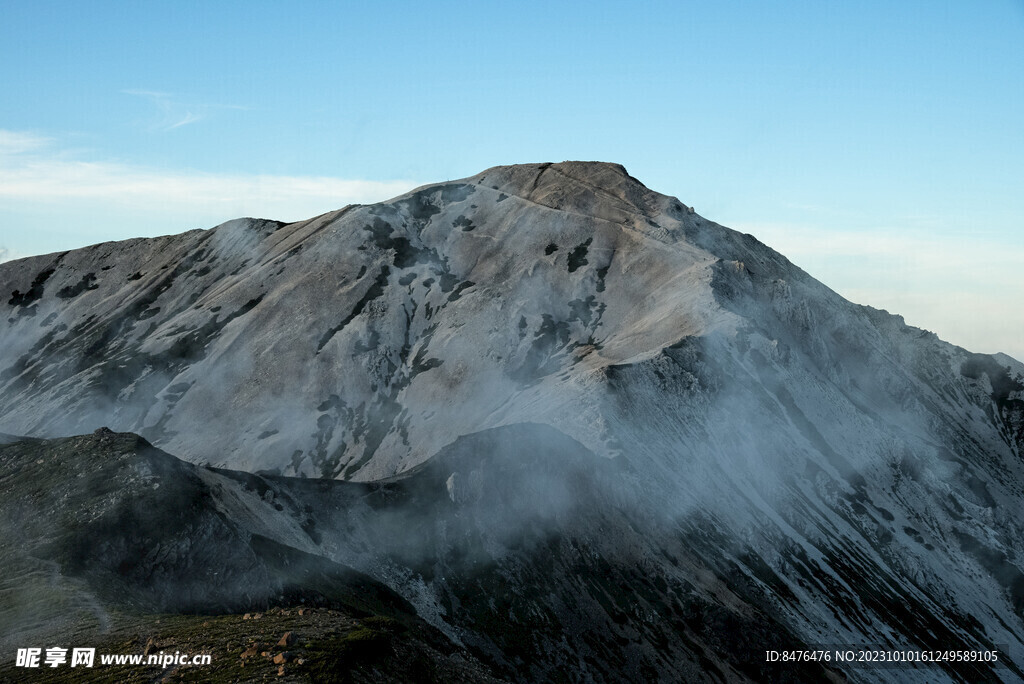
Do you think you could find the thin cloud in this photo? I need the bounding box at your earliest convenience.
[168,111,203,129]
[0,158,416,214]
[0,127,418,225]
[741,222,1023,287]
[122,90,248,131]
[0,130,53,155]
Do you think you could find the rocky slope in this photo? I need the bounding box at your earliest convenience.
[0,429,840,682]
[0,433,511,683]
[2,162,1024,682]
[1,162,767,478]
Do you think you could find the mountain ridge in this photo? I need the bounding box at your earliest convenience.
[4,160,987,479]
[2,162,1024,681]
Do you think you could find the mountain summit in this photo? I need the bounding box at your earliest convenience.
[0,161,848,477]
[2,162,1024,681]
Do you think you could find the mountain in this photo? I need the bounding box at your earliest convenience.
[0,427,835,682]
[2,162,1023,682]
[0,429,510,683]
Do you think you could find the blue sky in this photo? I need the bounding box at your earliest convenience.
[1,1,1022,359]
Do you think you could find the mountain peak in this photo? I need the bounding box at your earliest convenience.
[474,160,632,180]
[457,161,677,223]
[475,160,637,187]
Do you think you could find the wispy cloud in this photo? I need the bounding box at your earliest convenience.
[122,90,247,131]
[0,130,53,155]
[0,128,417,216]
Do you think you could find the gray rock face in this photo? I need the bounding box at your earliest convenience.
[2,161,1024,681]
[0,162,734,479]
